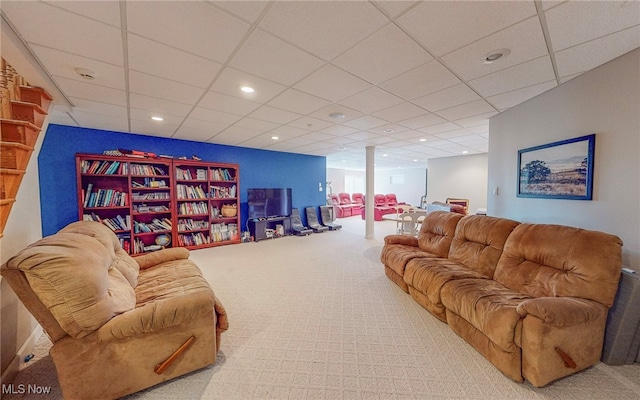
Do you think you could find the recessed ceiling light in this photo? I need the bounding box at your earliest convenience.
[382,154,388,157]
[413,159,418,162]
[419,138,426,142]
[329,112,345,119]
[462,150,469,154]
[239,85,255,93]
[151,116,164,122]
[382,128,394,133]
[271,136,279,140]
[75,67,96,80]
[483,48,511,64]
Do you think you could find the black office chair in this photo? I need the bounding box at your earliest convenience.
[317,206,341,231]
[290,208,313,236]
[305,207,329,233]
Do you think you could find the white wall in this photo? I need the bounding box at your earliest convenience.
[375,167,426,205]
[426,154,488,213]
[488,49,639,268]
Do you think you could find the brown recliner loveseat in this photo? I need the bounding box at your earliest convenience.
[1,221,228,399]
[381,211,623,387]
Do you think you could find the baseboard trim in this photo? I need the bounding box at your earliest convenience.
[0,325,43,387]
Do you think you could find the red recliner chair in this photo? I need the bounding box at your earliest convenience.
[385,193,405,207]
[350,193,364,215]
[331,194,352,218]
[363,193,396,221]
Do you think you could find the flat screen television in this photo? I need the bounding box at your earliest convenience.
[247,188,292,220]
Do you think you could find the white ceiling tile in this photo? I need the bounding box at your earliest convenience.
[469,124,490,134]
[319,125,361,136]
[54,76,126,106]
[129,71,204,105]
[333,24,433,84]
[554,26,640,78]
[435,130,476,140]
[435,100,496,121]
[211,67,287,103]
[453,112,498,128]
[370,124,409,135]
[468,56,556,97]
[31,45,125,90]
[69,97,127,119]
[344,131,383,141]
[264,140,309,152]
[258,1,388,61]
[372,102,429,123]
[212,126,262,141]
[397,113,447,129]
[379,60,462,100]
[198,91,261,116]
[43,0,121,26]
[418,122,461,135]
[249,105,302,125]
[3,1,123,65]
[240,134,283,148]
[372,1,421,19]
[297,132,337,142]
[126,1,250,64]
[130,118,179,138]
[397,1,536,56]
[267,89,332,115]
[127,34,222,89]
[308,104,364,123]
[413,84,481,112]
[441,16,549,81]
[269,125,313,139]
[339,87,404,114]
[487,81,557,110]
[288,116,334,132]
[342,115,388,130]
[293,64,371,102]
[71,110,129,133]
[48,114,78,126]
[229,29,325,86]
[546,1,640,52]
[129,93,194,118]
[213,1,271,24]
[188,107,242,125]
[231,117,280,132]
[175,117,230,139]
[388,130,429,140]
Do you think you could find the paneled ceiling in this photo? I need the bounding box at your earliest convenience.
[2,1,638,169]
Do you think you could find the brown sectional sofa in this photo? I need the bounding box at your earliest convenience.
[381,211,623,387]
[1,221,228,399]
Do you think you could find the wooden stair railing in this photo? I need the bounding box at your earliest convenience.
[0,58,52,237]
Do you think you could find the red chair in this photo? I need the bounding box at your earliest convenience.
[350,193,364,214]
[337,193,355,217]
[365,193,395,221]
[331,194,352,218]
[385,193,405,207]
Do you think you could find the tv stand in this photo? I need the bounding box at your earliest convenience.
[248,216,292,241]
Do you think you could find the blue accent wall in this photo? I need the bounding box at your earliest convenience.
[38,124,326,236]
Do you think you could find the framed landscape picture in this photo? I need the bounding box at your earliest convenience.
[517,134,595,200]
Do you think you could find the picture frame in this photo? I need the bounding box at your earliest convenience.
[517,134,595,200]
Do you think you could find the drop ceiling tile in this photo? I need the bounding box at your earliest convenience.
[333,24,433,84]
[468,56,556,97]
[308,104,364,123]
[211,67,287,103]
[212,126,262,142]
[130,119,181,138]
[366,135,397,145]
[240,134,283,148]
[435,100,496,121]
[469,124,490,134]
[263,141,307,152]
[71,110,129,133]
[396,1,536,56]
[229,29,325,86]
[418,122,462,135]
[554,26,640,78]
[231,117,280,132]
[297,132,337,142]
[269,125,313,139]
[372,102,430,123]
[288,116,334,132]
[258,1,388,61]
[30,45,125,90]
[249,105,302,125]
[213,1,271,24]
[371,124,410,135]
[68,98,127,119]
[127,34,222,89]
[487,80,557,110]
[173,120,227,142]
[188,107,242,125]
[129,71,205,105]
[129,93,194,118]
[453,112,498,128]
[545,1,640,52]
[345,131,384,141]
[388,130,428,140]
[413,84,481,112]
[126,1,250,63]
[208,133,253,146]
[379,60,462,100]
[372,1,421,19]
[435,130,476,140]
[43,0,121,27]
[267,89,332,115]
[48,114,78,126]
[441,16,548,81]
[319,125,361,136]
[342,115,388,130]
[54,76,126,106]
[339,87,404,114]
[3,1,123,65]
[397,113,447,129]
[198,91,261,116]
[294,64,371,102]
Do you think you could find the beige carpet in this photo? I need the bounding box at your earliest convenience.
[5,217,640,399]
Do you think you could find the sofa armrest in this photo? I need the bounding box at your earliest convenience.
[516,297,607,327]
[96,290,215,340]
[135,247,190,269]
[384,234,418,246]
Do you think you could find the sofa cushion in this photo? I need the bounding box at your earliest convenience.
[6,233,136,338]
[448,215,520,278]
[494,223,623,307]
[441,278,531,352]
[60,221,140,287]
[382,244,441,279]
[417,211,464,257]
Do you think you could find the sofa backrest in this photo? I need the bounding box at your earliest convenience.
[385,194,398,206]
[374,194,387,206]
[3,222,137,339]
[494,223,623,307]
[338,192,352,205]
[352,193,364,205]
[448,215,520,278]
[417,211,464,257]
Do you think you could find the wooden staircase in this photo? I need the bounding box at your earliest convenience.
[0,58,52,237]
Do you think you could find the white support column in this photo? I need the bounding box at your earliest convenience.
[365,145,375,239]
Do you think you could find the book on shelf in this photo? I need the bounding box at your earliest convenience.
[211,168,234,181]
[130,164,167,176]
